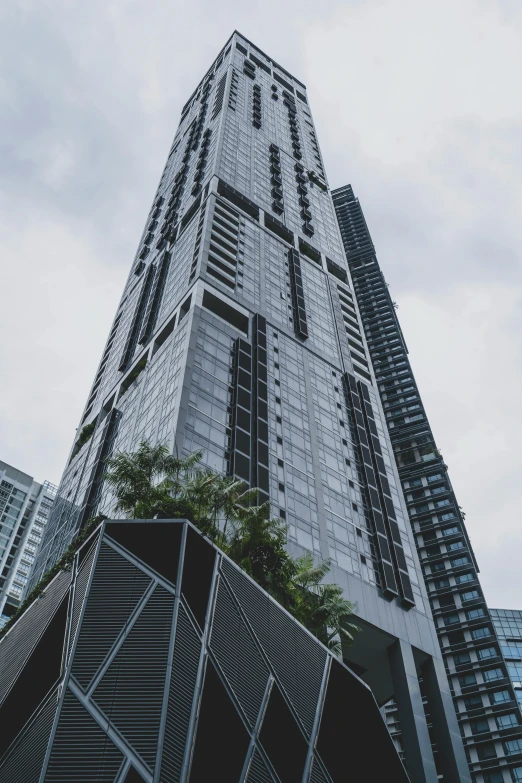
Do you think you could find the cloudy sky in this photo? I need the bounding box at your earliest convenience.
[1,0,521,608]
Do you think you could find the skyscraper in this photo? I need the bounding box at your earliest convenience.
[333,183,522,783]
[29,32,469,780]
[0,460,56,627]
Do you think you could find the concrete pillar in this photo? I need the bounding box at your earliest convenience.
[388,639,438,783]
[422,655,472,783]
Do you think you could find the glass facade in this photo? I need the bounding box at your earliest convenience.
[27,33,471,781]
[333,183,522,783]
[492,609,522,713]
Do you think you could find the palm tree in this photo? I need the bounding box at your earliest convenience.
[104,442,200,517]
[227,500,295,605]
[290,553,360,656]
[105,441,359,654]
[104,442,251,539]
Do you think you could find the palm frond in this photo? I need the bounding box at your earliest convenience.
[105,440,361,656]
[292,554,331,589]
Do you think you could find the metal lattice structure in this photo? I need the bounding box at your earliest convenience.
[0,519,409,783]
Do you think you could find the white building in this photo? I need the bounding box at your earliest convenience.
[0,460,56,626]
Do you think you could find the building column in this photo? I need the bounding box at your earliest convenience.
[388,639,438,783]
[422,655,472,783]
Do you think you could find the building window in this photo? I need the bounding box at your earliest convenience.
[503,641,522,658]
[497,714,519,730]
[445,613,461,626]
[459,674,477,687]
[470,719,490,735]
[484,668,504,682]
[454,652,471,665]
[456,573,474,584]
[461,589,480,602]
[478,647,498,660]
[491,691,511,705]
[511,767,522,782]
[477,743,497,760]
[508,664,522,684]
[484,773,504,783]
[451,556,469,567]
[448,541,464,551]
[472,626,492,640]
[467,608,486,621]
[464,695,483,710]
[505,739,522,756]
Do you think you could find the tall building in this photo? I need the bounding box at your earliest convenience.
[332,183,522,783]
[491,609,522,715]
[28,32,469,780]
[0,460,56,627]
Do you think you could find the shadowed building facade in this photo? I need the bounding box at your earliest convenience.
[0,519,411,783]
[332,183,522,783]
[26,32,469,781]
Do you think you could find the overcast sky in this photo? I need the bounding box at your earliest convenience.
[1,0,521,608]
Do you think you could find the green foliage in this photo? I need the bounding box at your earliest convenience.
[71,421,96,460]
[77,422,95,448]
[1,442,361,655]
[104,441,360,654]
[289,554,360,656]
[119,356,148,397]
[0,514,106,642]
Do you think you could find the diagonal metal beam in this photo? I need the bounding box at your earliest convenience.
[69,679,152,782]
[153,521,187,782]
[86,579,158,698]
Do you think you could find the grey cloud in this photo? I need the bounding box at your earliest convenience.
[1,0,521,606]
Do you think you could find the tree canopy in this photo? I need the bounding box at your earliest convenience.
[105,441,359,655]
